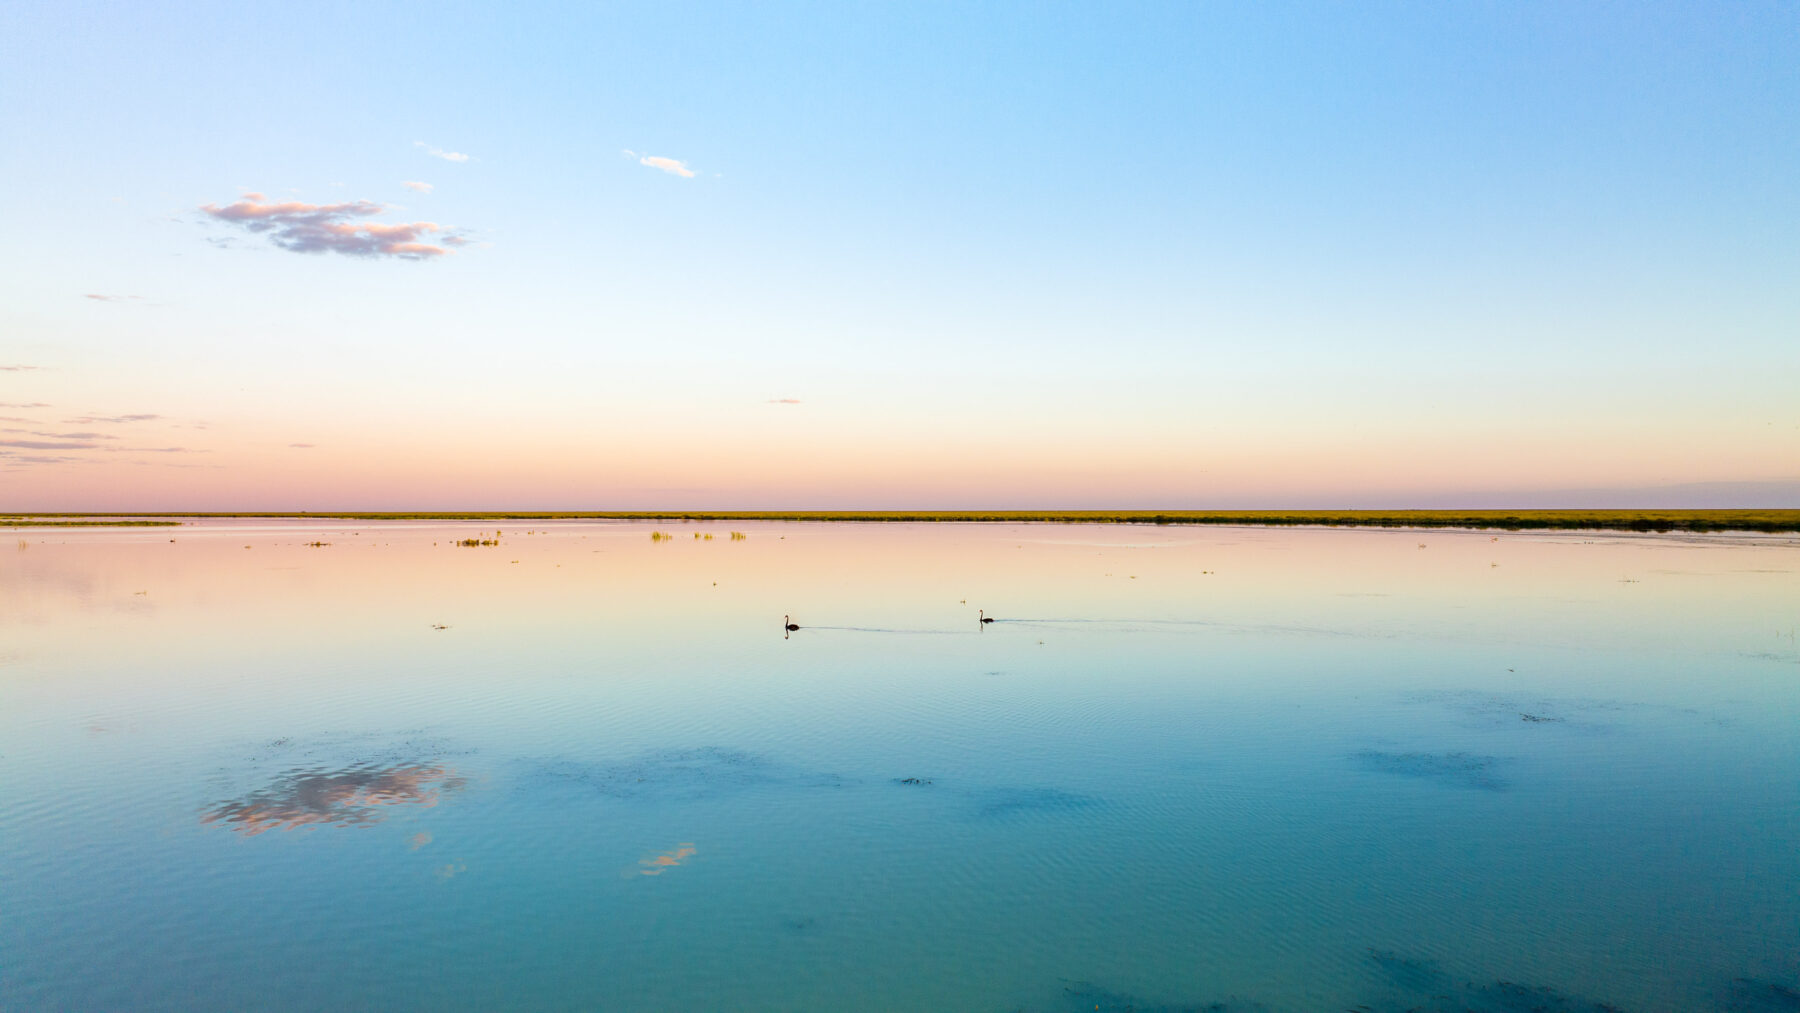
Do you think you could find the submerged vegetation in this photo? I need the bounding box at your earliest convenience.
[12,510,1798,532]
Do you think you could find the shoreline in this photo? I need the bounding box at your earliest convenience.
[6,509,1800,533]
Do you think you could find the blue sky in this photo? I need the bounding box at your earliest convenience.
[1,1,1795,508]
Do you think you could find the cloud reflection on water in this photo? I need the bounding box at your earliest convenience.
[203,763,467,836]
[638,842,697,876]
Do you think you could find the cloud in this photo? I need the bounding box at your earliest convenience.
[289,442,316,448]
[767,398,802,404]
[0,365,39,372]
[0,439,98,450]
[200,195,461,259]
[416,142,470,162]
[401,181,433,193]
[84,294,143,302]
[29,431,116,440]
[0,402,50,408]
[103,446,199,453]
[638,155,697,178]
[64,414,161,424]
[0,453,80,465]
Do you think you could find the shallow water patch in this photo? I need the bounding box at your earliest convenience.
[1354,750,1507,790]
[1016,979,1266,1013]
[1366,949,1631,1012]
[1721,978,1800,1012]
[972,785,1102,819]
[522,746,852,804]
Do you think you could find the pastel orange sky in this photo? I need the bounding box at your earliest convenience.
[3,3,1796,508]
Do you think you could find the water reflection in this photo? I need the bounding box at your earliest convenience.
[203,763,467,835]
[4,521,1795,1011]
[638,842,697,876]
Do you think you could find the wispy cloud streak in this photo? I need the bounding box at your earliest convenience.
[416,142,471,162]
[0,439,97,450]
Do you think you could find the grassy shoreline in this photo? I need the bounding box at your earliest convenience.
[3,518,184,527]
[5,510,1799,532]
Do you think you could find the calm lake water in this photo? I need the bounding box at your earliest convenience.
[3,520,1796,1012]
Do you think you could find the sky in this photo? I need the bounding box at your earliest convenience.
[1,0,1796,510]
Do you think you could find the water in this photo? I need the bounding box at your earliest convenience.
[3,521,1796,1012]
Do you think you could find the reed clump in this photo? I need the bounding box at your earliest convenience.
[650,531,674,542]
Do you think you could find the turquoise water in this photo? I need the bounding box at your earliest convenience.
[3,521,1796,1011]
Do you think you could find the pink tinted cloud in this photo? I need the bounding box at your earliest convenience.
[637,155,697,178]
[201,195,461,260]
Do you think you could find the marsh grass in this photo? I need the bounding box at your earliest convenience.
[2,517,181,528]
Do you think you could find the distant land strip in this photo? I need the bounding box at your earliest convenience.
[3,518,183,527]
[6,510,1800,532]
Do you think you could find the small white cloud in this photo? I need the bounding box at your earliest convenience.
[415,142,471,163]
[401,181,434,194]
[767,398,802,404]
[639,155,697,178]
